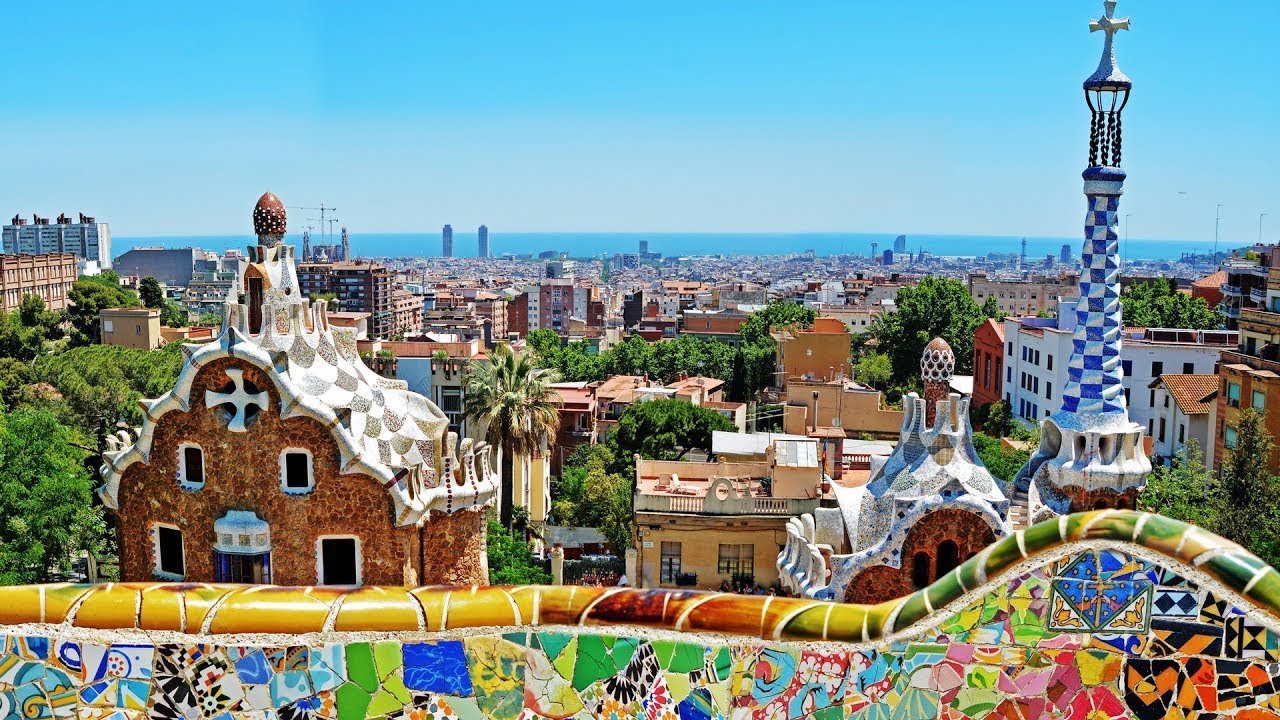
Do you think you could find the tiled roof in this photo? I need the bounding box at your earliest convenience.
[1192,270,1227,288]
[1156,374,1220,415]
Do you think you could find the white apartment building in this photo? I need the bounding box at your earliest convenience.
[1149,374,1219,468]
[1003,298,1236,432]
[4,214,111,269]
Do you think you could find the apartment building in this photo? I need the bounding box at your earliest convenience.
[1003,298,1236,432]
[1150,374,1219,467]
[968,270,1080,316]
[773,317,852,383]
[4,213,111,269]
[1214,245,1280,473]
[297,260,415,339]
[971,318,1005,410]
[0,252,77,312]
[632,438,822,590]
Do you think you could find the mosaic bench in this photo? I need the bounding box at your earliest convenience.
[0,510,1278,719]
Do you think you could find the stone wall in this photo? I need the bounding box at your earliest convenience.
[845,507,996,604]
[116,357,427,586]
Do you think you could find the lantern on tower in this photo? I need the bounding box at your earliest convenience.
[1084,0,1131,169]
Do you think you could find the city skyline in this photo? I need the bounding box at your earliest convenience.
[1,1,1276,243]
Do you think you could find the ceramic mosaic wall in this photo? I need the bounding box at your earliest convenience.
[1,511,1278,719]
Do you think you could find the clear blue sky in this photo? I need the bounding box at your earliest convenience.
[2,1,1276,243]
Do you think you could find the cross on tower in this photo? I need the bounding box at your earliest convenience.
[1089,0,1129,56]
[206,367,269,433]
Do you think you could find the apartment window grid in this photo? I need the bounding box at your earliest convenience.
[659,542,682,584]
[717,544,754,578]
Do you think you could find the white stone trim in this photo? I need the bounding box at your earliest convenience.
[176,442,205,490]
[279,447,315,495]
[150,522,185,581]
[315,535,363,586]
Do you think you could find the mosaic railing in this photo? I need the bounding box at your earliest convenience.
[1,510,1279,719]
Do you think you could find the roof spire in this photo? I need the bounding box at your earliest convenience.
[1086,0,1131,90]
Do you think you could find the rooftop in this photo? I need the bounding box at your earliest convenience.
[1151,374,1219,416]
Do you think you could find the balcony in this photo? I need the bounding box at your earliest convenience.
[1221,305,1241,319]
[1250,287,1268,304]
[634,490,818,516]
[1221,284,1243,297]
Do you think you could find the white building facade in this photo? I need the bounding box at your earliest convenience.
[4,215,111,269]
[1003,298,1235,432]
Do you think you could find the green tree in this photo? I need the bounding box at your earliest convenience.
[740,300,816,346]
[854,353,892,389]
[138,276,164,309]
[485,509,551,585]
[160,300,189,328]
[971,432,1030,483]
[462,344,561,525]
[0,358,32,409]
[32,343,186,468]
[613,397,736,461]
[198,310,225,326]
[1121,279,1220,330]
[870,277,984,384]
[981,296,1007,323]
[1138,440,1217,529]
[67,273,140,345]
[0,408,105,584]
[1217,409,1280,565]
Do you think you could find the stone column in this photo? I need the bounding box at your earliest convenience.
[550,546,565,586]
[624,548,638,588]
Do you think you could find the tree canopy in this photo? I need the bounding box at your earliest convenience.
[612,397,736,462]
[740,300,815,346]
[138,277,164,309]
[1140,415,1280,568]
[0,408,104,584]
[869,277,992,385]
[67,272,139,345]
[485,509,551,585]
[550,444,633,554]
[1121,278,1220,330]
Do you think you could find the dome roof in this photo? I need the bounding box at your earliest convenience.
[252,192,287,236]
[921,337,955,382]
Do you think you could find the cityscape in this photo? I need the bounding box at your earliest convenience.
[0,3,1278,720]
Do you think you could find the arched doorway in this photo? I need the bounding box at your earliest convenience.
[936,540,960,580]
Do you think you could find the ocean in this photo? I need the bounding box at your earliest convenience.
[113,232,1221,262]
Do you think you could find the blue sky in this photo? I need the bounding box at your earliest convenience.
[2,1,1276,243]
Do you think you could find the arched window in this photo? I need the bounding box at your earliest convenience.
[936,540,960,580]
[245,266,265,334]
[911,552,931,589]
[1093,498,1110,510]
[177,442,205,490]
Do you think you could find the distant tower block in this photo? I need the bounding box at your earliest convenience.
[920,337,955,426]
[1020,237,1028,266]
[894,234,907,253]
[340,227,350,261]
[478,225,489,258]
[1061,243,1071,263]
[1013,0,1150,520]
[883,249,894,266]
[442,225,453,258]
[639,239,649,255]
[871,242,879,261]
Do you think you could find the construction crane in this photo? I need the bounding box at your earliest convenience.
[289,204,337,246]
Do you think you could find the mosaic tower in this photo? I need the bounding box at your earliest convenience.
[1014,0,1151,518]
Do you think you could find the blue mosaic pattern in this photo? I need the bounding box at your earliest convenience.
[1060,189,1127,419]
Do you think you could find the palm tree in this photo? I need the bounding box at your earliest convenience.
[462,344,561,527]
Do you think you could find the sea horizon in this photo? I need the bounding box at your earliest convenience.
[112,231,1230,262]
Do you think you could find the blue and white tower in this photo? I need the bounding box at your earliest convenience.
[1014,0,1151,521]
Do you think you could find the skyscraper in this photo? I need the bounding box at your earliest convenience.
[893,235,907,253]
[1060,243,1071,263]
[478,225,489,258]
[1015,0,1149,515]
[442,224,453,258]
[639,239,649,255]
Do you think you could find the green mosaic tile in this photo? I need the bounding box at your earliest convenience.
[344,642,378,694]
[551,636,577,681]
[536,632,573,662]
[711,646,732,680]
[334,681,370,720]
[891,593,931,632]
[373,640,402,681]
[982,534,1026,578]
[1022,519,1066,554]
[1204,552,1269,593]
[573,635,616,690]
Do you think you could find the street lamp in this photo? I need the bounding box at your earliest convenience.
[1215,204,1224,257]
